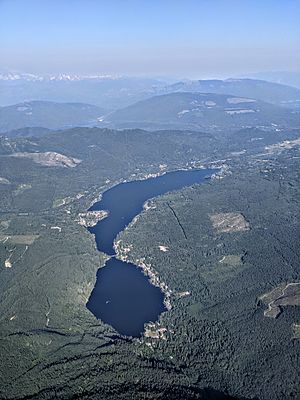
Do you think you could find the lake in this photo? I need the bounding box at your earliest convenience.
[87,168,215,337]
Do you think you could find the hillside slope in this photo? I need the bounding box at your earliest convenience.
[162,78,300,108]
[106,92,299,131]
[0,101,106,132]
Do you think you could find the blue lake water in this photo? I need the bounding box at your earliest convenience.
[87,168,215,337]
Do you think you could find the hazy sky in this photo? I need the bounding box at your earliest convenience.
[0,0,299,78]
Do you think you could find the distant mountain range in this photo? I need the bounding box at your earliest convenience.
[0,101,105,133]
[240,71,300,90]
[159,78,300,108]
[0,74,166,109]
[1,72,300,111]
[1,75,300,134]
[105,92,300,131]
[0,71,122,81]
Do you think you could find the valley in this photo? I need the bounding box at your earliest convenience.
[0,120,299,399]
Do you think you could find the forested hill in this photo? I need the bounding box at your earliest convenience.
[0,101,106,132]
[105,92,300,131]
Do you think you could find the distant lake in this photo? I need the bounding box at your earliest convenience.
[87,168,215,337]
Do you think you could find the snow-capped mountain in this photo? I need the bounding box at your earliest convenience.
[0,72,167,108]
[0,71,119,81]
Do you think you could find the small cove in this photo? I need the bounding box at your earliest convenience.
[86,168,215,337]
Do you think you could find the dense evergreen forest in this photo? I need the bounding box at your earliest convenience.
[0,124,299,399]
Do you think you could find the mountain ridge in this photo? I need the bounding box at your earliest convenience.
[0,100,106,132]
[105,92,300,131]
